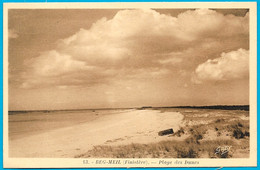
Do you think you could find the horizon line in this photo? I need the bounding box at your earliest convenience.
[8,104,250,112]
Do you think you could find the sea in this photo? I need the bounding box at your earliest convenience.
[8,106,249,140]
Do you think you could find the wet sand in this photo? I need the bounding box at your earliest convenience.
[9,109,184,157]
[9,109,125,140]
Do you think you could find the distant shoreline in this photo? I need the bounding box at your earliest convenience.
[153,105,249,111]
[9,105,249,112]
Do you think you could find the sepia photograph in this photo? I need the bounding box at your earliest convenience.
[3,2,257,168]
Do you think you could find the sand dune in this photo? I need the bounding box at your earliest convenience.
[9,109,184,158]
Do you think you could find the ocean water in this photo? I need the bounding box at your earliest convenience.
[8,108,131,140]
[8,108,249,140]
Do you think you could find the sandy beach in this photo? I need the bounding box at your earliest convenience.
[9,109,184,157]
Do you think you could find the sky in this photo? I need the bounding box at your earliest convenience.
[8,8,250,110]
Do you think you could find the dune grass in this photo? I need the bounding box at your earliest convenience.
[75,110,249,158]
[75,138,237,158]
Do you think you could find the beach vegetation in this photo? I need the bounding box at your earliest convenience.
[74,109,249,159]
[76,138,237,158]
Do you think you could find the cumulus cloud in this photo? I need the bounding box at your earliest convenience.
[192,48,249,83]
[20,9,249,88]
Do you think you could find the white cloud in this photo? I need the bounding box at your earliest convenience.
[21,9,249,88]
[176,9,248,40]
[27,50,92,77]
[192,48,249,83]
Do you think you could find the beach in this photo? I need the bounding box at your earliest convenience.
[9,109,184,157]
[9,108,250,158]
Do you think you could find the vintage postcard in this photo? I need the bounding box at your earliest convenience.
[3,2,257,168]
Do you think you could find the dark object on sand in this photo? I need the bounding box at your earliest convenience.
[158,128,174,136]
